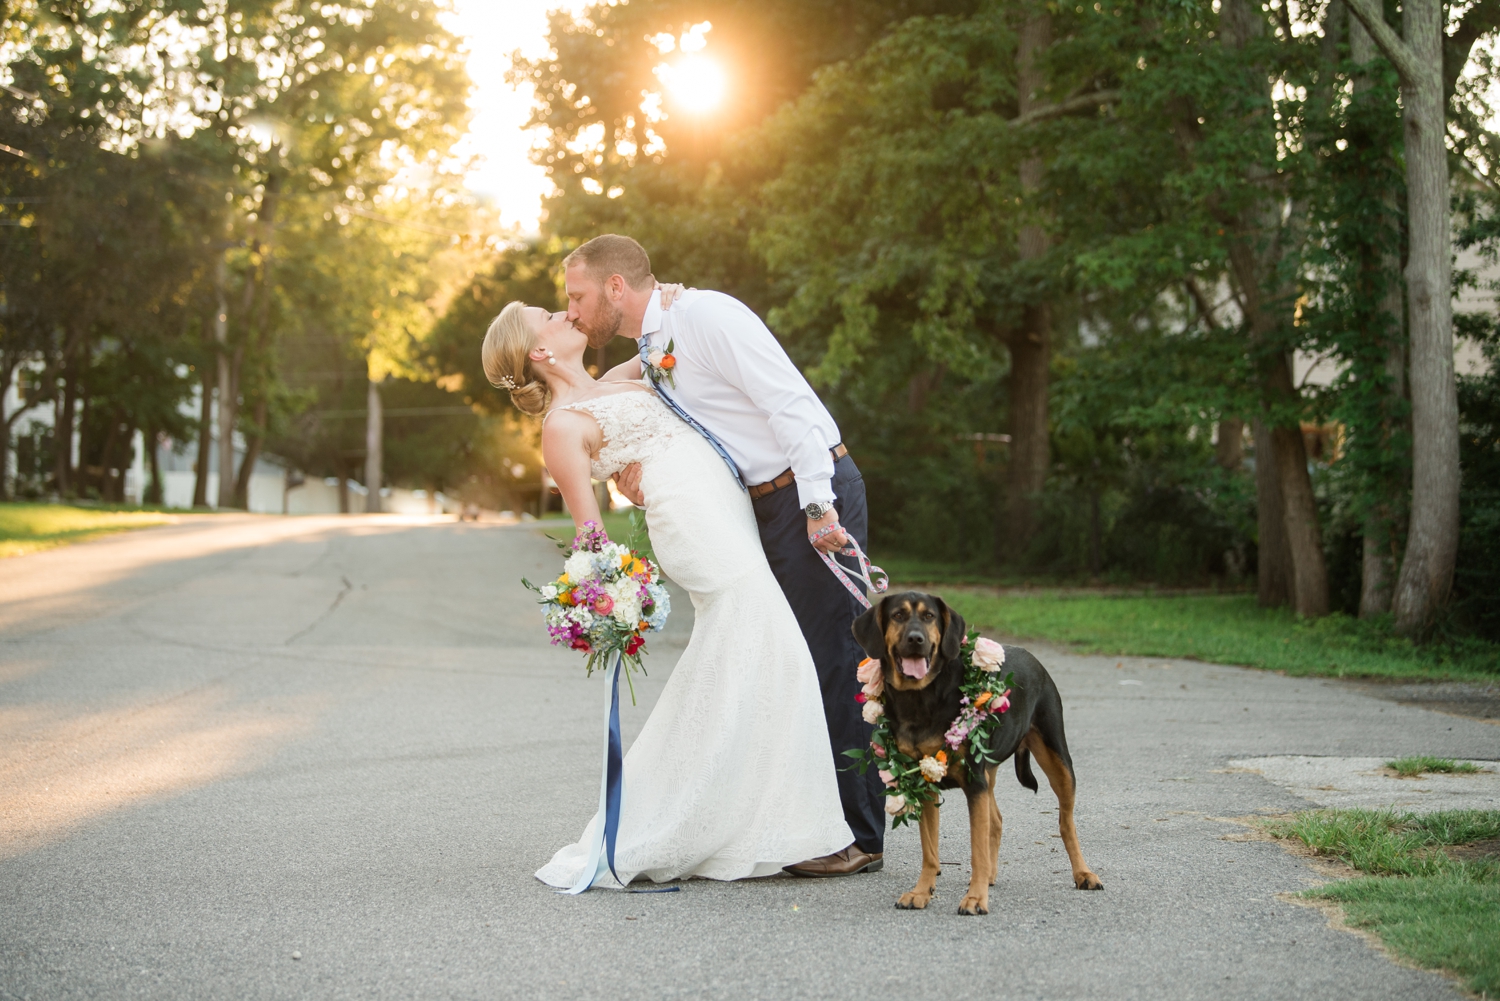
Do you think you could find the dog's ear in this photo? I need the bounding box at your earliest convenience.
[935,596,966,662]
[851,598,888,661]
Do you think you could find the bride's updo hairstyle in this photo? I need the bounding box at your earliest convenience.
[482,301,549,416]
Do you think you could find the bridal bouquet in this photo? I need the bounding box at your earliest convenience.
[523,520,670,703]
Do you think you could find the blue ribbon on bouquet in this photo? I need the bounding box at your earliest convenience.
[561,651,682,895]
[564,651,626,894]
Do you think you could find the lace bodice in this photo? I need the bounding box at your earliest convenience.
[549,387,695,480]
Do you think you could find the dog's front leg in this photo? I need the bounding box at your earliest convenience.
[957,785,992,915]
[895,801,941,910]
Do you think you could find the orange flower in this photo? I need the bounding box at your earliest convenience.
[660,353,676,370]
[973,691,992,709]
[936,750,947,764]
[638,621,649,631]
[557,589,575,606]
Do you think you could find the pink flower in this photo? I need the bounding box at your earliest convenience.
[878,768,895,787]
[856,657,881,685]
[972,637,1006,671]
[993,691,1011,713]
[592,595,615,615]
[854,692,867,704]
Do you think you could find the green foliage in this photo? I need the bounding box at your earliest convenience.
[939,590,1500,681]
[1385,757,1484,779]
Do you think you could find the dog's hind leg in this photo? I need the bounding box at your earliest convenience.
[957,785,993,915]
[896,801,941,910]
[1022,730,1103,891]
[985,766,1003,886]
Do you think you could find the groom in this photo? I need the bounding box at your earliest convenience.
[564,234,885,877]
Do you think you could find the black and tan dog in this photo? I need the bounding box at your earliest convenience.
[853,591,1102,915]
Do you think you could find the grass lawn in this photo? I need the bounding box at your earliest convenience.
[934,589,1500,683]
[1266,809,1500,995]
[0,502,175,558]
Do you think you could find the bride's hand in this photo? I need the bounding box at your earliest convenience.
[612,464,646,507]
[655,281,689,308]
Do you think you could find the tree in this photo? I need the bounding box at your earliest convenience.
[1342,0,1457,634]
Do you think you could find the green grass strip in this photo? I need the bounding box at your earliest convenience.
[1318,874,1500,996]
[938,590,1500,682]
[1387,756,1483,778]
[0,502,175,558]
[1266,809,1500,995]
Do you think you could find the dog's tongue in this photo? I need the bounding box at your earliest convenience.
[900,657,929,680]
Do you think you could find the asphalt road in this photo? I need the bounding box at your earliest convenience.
[2,515,1496,1001]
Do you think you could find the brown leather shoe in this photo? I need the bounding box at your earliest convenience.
[782,845,884,878]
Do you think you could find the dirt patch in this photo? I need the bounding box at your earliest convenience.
[1445,837,1500,863]
[1344,679,1500,724]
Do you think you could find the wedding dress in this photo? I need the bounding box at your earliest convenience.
[535,385,852,888]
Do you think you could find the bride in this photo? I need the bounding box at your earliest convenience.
[482,299,853,888]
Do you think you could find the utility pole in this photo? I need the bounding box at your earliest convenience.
[364,372,382,513]
[214,254,237,508]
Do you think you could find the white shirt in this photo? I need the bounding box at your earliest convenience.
[643,289,840,508]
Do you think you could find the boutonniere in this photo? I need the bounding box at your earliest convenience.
[645,338,678,388]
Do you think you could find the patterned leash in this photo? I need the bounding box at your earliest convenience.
[809,525,889,609]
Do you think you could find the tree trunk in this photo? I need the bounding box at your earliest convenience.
[1219,0,1328,617]
[1006,5,1053,558]
[1272,421,1328,616]
[1345,0,1460,635]
[54,353,77,496]
[214,255,238,509]
[1216,418,1245,470]
[145,428,163,505]
[1350,15,1408,620]
[1252,418,1292,607]
[193,363,214,507]
[364,375,383,514]
[234,397,268,510]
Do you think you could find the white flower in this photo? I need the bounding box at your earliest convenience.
[884,794,907,816]
[606,578,643,626]
[919,755,947,782]
[972,637,1006,672]
[564,550,594,582]
[540,585,558,600]
[647,348,665,368]
[861,700,884,724]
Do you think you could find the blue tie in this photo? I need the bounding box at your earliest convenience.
[640,333,746,490]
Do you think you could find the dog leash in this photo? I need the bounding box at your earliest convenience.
[809,526,889,609]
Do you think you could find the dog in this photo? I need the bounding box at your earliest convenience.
[852,590,1102,915]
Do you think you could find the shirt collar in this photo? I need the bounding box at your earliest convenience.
[640,290,664,342]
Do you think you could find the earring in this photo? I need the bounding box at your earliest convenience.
[545,348,556,366]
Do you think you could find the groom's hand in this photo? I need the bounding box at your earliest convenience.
[613,464,645,507]
[808,509,847,553]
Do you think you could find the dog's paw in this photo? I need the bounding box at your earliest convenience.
[1073,871,1103,890]
[895,890,933,910]
[956,893,989,916]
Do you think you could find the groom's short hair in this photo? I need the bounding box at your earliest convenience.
[564,234,654,291]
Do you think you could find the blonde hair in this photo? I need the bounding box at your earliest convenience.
[481,301,549,416]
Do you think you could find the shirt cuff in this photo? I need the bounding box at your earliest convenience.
[794,476,836,511]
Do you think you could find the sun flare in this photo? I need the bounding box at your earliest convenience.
[656,55,726,114]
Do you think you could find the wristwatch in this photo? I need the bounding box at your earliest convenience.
[804,501,835,521]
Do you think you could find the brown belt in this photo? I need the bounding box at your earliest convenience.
[747,444,848,500]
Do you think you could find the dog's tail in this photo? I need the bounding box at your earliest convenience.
[1014,748,1039,793]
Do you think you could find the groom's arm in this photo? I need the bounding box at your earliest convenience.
[687,297,845,545]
